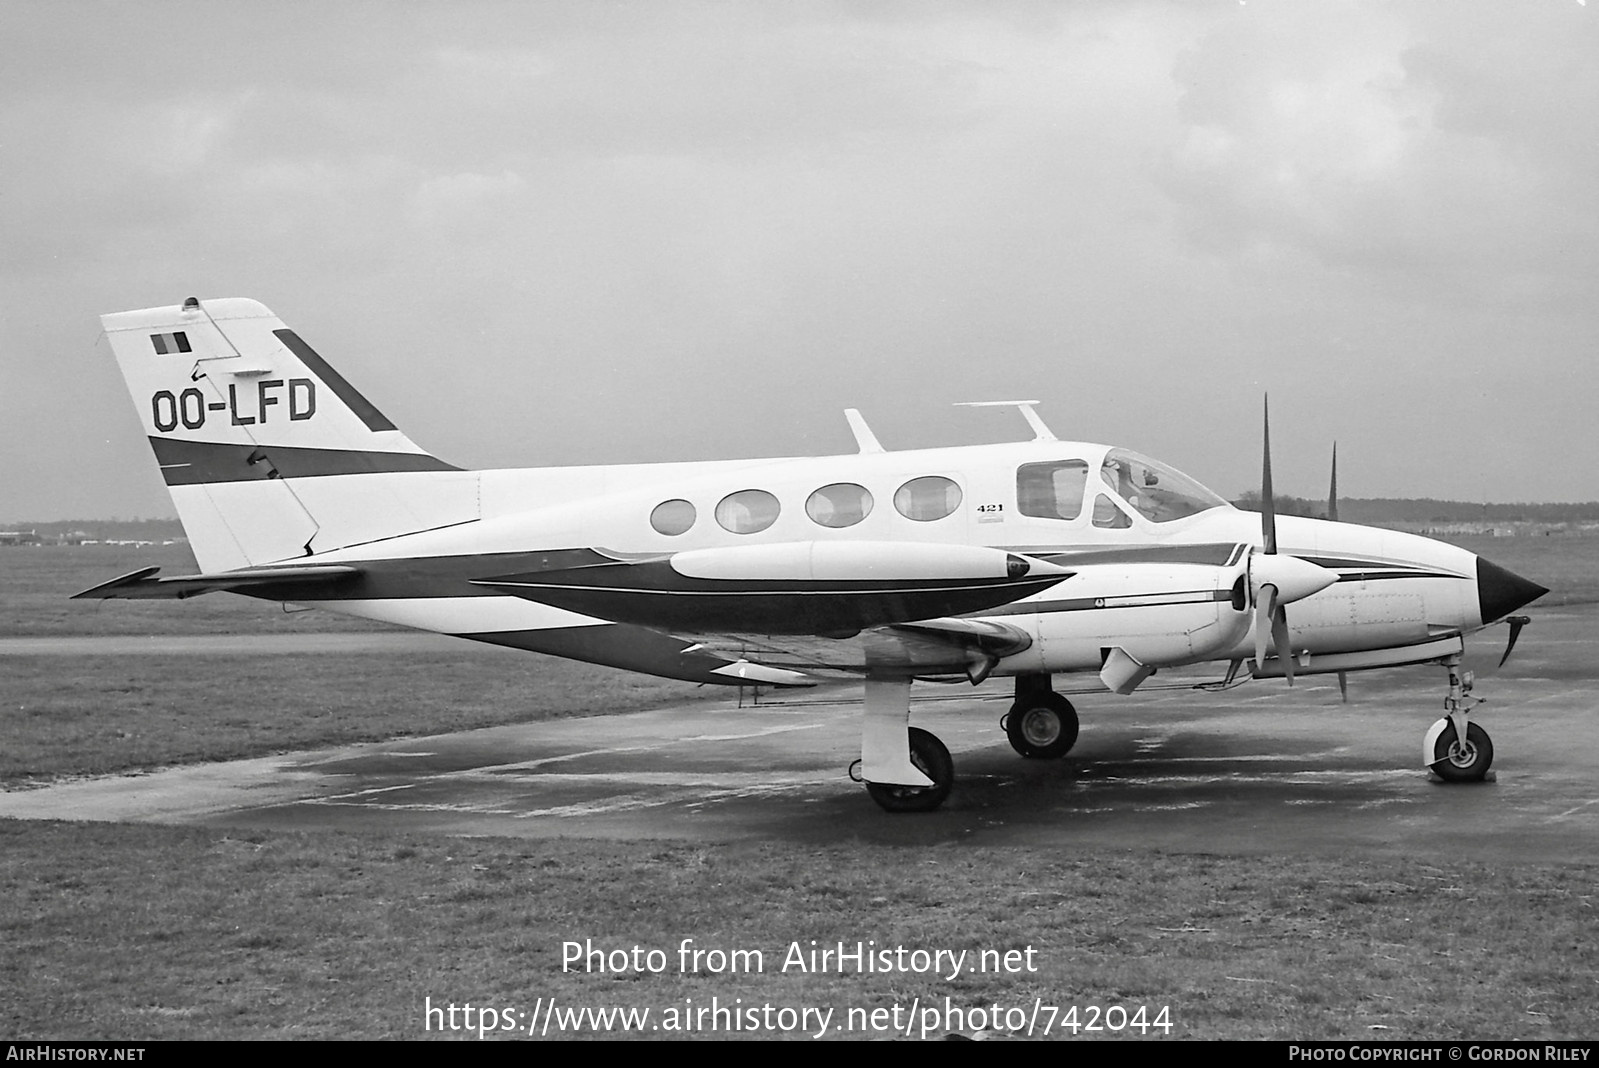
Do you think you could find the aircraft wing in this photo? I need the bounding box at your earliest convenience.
[654,543,1254,683]
[474,539,1065,683]
[474,540,1071,636]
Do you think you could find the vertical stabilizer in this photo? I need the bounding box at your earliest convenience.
[101,297,477,571]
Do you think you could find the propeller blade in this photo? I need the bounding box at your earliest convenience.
[1272,605,1294,686]
[1261,395,1277,554]
[1327,442,1339,523]
[1336,670,1348,702]
[1498,615,1531,669]
[1254,582,1279,670]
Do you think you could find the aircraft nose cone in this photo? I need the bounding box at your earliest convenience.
[1477,556,1548,625]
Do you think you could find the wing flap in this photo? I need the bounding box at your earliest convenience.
[682,616,1033,679]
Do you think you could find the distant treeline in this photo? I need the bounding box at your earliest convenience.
[6,518,186,541]
[1233,494,1599,524]
[16,501,1599,539]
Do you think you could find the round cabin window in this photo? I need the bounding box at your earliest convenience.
[650,499,696,536]
[893,476,962,522]
[715,489,781,534]
[805,483,874,528]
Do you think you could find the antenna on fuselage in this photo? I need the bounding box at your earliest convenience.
[843,409,886,454]
[954,400,1057,442]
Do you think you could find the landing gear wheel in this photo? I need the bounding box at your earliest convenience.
[1431,721,1494,783]
[1004,694,1079,759]
[866,727,953,813]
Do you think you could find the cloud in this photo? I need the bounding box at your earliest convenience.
[1158,2,1599,306]
[3,1,1598,516]
[408,170,528,231]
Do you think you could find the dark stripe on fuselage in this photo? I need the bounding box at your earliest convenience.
[150,436,460,485]
[227,548,1470,606]
[974,589,1234,619]
[1333,569,1463,583]
[1020,542,1242,567]
[1298,554,1468,578]
[272,329,397,432]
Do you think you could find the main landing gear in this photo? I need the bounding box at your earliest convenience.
[1424,654,1494,783]
[864,727,953,813]
[855,675,956,813]
[1002,675,1079,760]
[854,673,1081,813]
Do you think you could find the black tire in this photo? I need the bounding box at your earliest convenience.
[1431,721,1494,783]
[1005,693,1079,759]
[866,727,954,813]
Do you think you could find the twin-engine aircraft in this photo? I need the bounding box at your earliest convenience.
[79,297,1548,811]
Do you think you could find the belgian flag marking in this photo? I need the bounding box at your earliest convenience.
[150,331,191,355]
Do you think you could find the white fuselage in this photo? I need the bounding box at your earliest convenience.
[279,439,1488,684]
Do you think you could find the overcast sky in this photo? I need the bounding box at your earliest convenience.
[4,0,1596,521]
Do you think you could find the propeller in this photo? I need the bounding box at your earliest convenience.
[1497,614,1531,669]
[1327,442,1339,523]
[1458,612,1534,682]
[1328,442,1348,700]
[1248,397,1337,685]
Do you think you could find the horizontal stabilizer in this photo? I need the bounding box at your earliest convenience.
[73,564,360,600]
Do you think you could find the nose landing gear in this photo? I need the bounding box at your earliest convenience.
[1424,654,1494,783]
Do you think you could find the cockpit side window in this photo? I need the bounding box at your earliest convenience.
[1092,493,1132,529]
[1098,449,1227,524]
[1017,461,1088,521]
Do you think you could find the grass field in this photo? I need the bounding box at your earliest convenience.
[0,650,732,785]
[2,538,1596,1041]
[1440,532,1599,606]
[2,544,396,637]
[2,824,1594,1040]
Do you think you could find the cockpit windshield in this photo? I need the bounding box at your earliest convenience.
[1098,449,1228,524]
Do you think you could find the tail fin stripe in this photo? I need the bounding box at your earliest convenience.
[273,329,396,432]
[150,437,460,485]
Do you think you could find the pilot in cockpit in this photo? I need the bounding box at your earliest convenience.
[1102,457,1138,506]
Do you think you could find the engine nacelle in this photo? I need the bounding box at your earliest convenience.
[994,562,1252,677]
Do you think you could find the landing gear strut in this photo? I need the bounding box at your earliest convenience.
[1003,675,1079,759]
[857,675,956,813]
[865,727,953,813]
[1424,654,1494,783]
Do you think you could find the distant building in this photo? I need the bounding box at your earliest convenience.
[0,530,42,546]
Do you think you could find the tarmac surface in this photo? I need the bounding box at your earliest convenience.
[2,606,1595,862]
